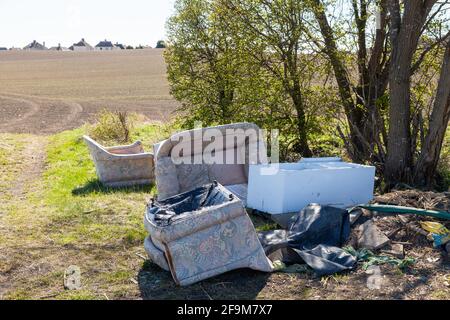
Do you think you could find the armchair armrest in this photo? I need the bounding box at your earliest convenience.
[107,152,154,162]
[151,200,246,244]
[106,141,144,155]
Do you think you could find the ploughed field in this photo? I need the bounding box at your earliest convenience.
[0,49,178,134]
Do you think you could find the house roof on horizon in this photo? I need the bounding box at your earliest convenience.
[95,40,114,48]
[73,38,93,49]
[23,40,47,50]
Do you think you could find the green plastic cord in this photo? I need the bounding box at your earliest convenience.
[360,204,450,220]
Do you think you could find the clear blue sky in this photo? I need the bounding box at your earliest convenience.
[0,0,176,48]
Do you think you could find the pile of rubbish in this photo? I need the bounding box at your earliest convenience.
[82,122,450,286]
[141,182,450,286]
[356,200,450,253]
[375,189,450,212]
[263,197,450,276]
[259,204,356,276]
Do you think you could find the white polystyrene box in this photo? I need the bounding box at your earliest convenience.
[247,159,376,214]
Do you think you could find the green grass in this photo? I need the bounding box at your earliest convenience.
[41,124,167,246]
[54,290,100,300]
[4,289,33,300]
[0,122,176,300]
[0,134,31,244]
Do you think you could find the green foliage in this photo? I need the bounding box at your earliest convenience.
[88,109,137,145]
[165,0,247,124]
[131,121,179,147]
[166,0,340,159]
[156,40,167,48]
[344,247,415,271]
[165,0,450,179]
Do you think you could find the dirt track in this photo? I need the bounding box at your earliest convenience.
[0,49,179,134]
[0,93,85,134]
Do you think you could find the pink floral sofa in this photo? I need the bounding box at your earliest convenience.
[153,123,268,204]
[83,136,155,187]
[144,182,273,286]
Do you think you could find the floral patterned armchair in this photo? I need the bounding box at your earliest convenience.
[153,123,268,203]
[83,136,154,187]
[144,183,273,286]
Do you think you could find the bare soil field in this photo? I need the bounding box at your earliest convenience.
[0,49,178,134]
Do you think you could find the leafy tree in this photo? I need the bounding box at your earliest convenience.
[309,0,391,165]
[165,0,450,186]
[166,0,338,157]
[165,0,243,124]
[384,0,450,187]
[222,0,317,156]
[156,40,167,48]
[309,0,450,187]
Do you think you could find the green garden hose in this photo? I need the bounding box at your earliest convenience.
[360,204,450,220]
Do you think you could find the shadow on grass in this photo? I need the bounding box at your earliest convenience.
[72,179,154,196]
[138,261,270,300]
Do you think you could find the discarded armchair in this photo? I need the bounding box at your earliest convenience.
[153,123,268,203]
[144,182,273,286]
[83,136,155,187]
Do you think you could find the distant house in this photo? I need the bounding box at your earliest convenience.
[49,43,70,51]
[71,38,93,52]
[23,40,47,51]
[0,47,7,51]
[95,40,117,51]
[114,42,125,50]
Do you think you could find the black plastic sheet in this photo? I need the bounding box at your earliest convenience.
[259,204,357,276]
[148,182,233,226]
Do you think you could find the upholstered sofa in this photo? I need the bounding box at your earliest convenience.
[153,123,268,203]
[144,182,273,286]
[83,136,155,187]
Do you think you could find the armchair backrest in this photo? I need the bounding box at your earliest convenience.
[155,123,268,200]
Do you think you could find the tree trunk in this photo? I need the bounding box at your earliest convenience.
[414,40,450,187]
[313,0,390,164]
[385,55,413,184]
[312,0,363,161]
[291,79,313,157]
[385,0,434,186]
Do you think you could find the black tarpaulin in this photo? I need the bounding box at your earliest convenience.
[259,204,357,276]
[148,182,233,226]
